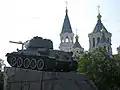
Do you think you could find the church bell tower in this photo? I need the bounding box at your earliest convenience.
[88,6,112,54]
[59,6,74,52]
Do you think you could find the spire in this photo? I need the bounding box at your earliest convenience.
[92,5,109,33]
[61,2,72,33]
[97,5,102,20]
[75,34,79,43]
[66,1,68,13]
[75,29,79,42]
[73,29,82,48]
[65,1,68,17]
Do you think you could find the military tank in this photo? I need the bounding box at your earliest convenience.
[6,36,78,72]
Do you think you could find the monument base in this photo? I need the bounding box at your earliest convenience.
[4,67,96,90]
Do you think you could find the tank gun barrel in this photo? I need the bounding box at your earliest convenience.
[9,41,24,50]
[9,41,23,44]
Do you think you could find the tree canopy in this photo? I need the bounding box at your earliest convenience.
[77,47,120,90]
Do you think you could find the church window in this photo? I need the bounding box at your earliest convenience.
[104,46,106,50]
[108,47,109,52]
[93,38,95,47]
[62,38,64,43]
[97,37,100,44]
[66,37,69,42]
[108,38,109,42]
[62,40,64,43]
[71,37,73,42]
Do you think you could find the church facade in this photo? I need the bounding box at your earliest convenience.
[59,7,114,56]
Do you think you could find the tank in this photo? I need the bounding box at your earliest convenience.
[6,36,78,72]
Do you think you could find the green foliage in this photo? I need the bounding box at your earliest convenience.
[0,72,3,90]
[78,47,120,90]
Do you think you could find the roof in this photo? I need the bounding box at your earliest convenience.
[73,42,82,48]
[61,8,73,33]
[93,13,109,33]
[99,29,109,44]
[73,35,82,48]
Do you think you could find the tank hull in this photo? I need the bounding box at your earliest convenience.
[6,53,78,72]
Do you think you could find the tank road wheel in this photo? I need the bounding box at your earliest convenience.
[24,58,30,68]
[37,59,44,70]
[17,57,23,68]
[10,57,17,67]
[30,59,36,69]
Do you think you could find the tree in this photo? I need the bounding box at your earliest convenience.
[0,72,3,90]
[0,59,4,90]
[0,59,6,90]
[77,47,120,90]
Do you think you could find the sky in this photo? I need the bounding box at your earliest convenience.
[0,0,120,66]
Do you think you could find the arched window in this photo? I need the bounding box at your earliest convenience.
[61,37,64,43]
[97,37,100,44]
[62,39,64,43]
[104,46,106,50]
[66,37,69,43]
[108,38,109,42]
[71,37,73,42]
[93,38,95,47]
[108,47,109,52]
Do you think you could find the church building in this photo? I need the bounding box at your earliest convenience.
[88,10,112,55]
[59,6,112,56]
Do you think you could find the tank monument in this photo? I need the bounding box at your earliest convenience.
[4,36,97,90]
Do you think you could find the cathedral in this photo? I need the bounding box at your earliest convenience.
[59,6,114,56]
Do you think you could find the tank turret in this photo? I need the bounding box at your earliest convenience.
[6,36,78,72]
[26,36,53,49]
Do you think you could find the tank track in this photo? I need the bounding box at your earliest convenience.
[6,53,77,72]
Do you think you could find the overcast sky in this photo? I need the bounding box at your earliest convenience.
[0,0,120,65]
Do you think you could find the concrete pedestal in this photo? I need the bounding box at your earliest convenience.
[4,67,96,90]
